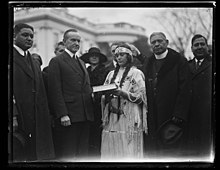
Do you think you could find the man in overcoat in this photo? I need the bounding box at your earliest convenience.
[186,34,213,157]
[12,23,55,161]
[142,32,191,157]
[47,29,94,160]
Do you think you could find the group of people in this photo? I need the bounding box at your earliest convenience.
[11,22,213,162]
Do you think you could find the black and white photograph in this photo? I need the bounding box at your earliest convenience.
[8,1,215,168]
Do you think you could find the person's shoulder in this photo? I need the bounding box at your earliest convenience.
[79,58,86,65]
[109,69,114,74]
[42,66,49,72]
[168,48,181,56]
[206,55,212,62]
[168,48,188,62]
[105,62,115,69]
[188,58,194,63]
[51,53,65,61]
[142,54,154,66]
[130,66,144,75]
[99,63,107,69]
[107,69,114,77]
[13,47,19,55]
[48,55,61,66]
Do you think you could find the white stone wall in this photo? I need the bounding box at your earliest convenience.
[14,8,147,69]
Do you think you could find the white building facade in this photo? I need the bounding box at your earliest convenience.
[14,8,147,68]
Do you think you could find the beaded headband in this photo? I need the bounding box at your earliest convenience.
[115,47,132,56]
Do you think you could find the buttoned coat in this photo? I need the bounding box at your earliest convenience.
[47,51,94,122]
[13,48,55,160]
[187,55,212,154]
[141,48,191,144]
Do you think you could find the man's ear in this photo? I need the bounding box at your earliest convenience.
[166,39,169,45]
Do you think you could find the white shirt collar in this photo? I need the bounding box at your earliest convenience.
[65,48,76,58]
[155,49,168,60]
[14,45,27,56]
[195,58,204,63]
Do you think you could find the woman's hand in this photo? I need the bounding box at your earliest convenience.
[111,89,128,99]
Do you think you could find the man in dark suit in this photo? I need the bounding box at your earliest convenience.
[186,34,213,157]
[12,23,55,161]
[142,32,191,157]
[47,29,94,160]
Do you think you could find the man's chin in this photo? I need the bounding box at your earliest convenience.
[195,54,205,60]
[153,48,165,55]
[71,49,79,53]
[154,51,164,55]
[25,45,32,49]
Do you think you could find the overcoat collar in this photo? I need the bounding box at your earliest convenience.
[13,47,34,79]
[146,48,179,78]
[62,51,84,78]
[188,55,212,77]
[62,52,90,87]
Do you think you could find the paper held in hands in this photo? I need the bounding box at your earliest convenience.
[92,83,118,93]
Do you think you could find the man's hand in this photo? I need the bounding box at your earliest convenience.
[13,116,18,132]
[171,116,185,127]
[61,115,71,126]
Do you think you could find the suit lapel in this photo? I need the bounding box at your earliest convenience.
[78,58,87,75]
[191,57,212,78]
[78,58,90,86]
[62,52,84,78]
[197,57,211,72]
[28,51,38,87]
[13,48,34,79]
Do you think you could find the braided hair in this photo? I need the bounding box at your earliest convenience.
[110,63,132,88]
[106,43,133,121]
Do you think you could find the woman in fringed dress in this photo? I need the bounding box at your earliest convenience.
[101,43,148,160]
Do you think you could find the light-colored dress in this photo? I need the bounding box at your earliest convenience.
[101,66,148,160]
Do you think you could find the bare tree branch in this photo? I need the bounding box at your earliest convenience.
[145,8,213,58]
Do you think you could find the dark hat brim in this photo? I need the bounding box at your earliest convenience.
[156,119,183,146]
[80,52,107,64]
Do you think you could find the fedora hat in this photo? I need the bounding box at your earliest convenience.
[156,119,183,146]
[81,47,107,64]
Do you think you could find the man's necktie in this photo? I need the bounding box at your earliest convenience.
[72,55,78,63]
[24,51,31,68]
[196,60,201,70]
[24,51,27,58]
